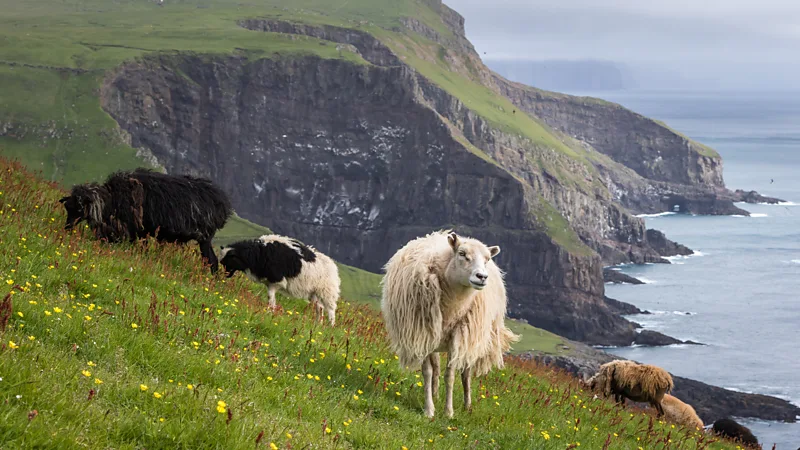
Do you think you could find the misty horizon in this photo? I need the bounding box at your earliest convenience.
[445,0,800,91]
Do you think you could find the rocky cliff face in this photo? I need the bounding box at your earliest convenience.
[99,15,758,348]
[101,48,658,346]
[492,79,784,215]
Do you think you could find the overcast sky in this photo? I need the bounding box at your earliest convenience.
[444,0,800,89]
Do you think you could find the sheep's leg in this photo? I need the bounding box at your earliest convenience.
[422,355,435,418]
[430,353,440,399]
[653,400,665,417]
[267,285,278,309]
[325,301,336,327]
[461,366,472,411]
[198,240,218,274]
[314,297,324,325]
[444,360,456,418]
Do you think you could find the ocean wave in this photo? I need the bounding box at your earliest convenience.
[637,277,657,284]
[647,310,694,316]
[778,201,799,206]
[665,250,705,262]
[723,386,798,404]
[732,213,769,218]
[635,212,676,218]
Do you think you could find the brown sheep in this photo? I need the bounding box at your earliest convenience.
[583,360,674,416]
[661,394,703,430]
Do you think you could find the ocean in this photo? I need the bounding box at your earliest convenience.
[579,89,800,447]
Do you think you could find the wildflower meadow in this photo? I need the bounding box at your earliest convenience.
[0,158,739,449]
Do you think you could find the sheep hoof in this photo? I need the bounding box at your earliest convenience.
[424,408,435,418]
[445,408,454,418]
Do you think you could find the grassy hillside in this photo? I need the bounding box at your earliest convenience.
[0,160,736,449]
[0,0,597,254]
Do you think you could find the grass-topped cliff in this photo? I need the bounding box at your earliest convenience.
[0,159,739,449]
[1,0,745,347]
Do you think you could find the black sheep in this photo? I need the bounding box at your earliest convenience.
[59,168,232,273]
[712,418,759,447]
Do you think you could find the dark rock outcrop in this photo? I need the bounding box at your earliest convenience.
[634,330,691,347]
[603,295,645,315]
[645,229,693,258]
[733,189,784,205]
[603,269,644,285]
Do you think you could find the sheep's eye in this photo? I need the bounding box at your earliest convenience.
[458,251,466,257]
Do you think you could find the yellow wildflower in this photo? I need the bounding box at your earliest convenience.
[131,323,138,329]
[95,378,103,385]
[8,341,19,349]
[140,384,148,391]
[216,400,227,413]
[81,370,91,377]
[153,392,162,399]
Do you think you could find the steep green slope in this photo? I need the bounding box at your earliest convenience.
[0,0,594,245]
[0,159,734,449]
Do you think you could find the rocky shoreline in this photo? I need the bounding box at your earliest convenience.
[520,339,800,424]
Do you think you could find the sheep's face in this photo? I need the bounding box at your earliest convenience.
[447,232,500,290]
[219,246,243,278]
[583,372,607,395]
[59,194,84,230]
[59,184,102,230]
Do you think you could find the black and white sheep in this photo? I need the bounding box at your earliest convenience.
[59,168,232,273]
[220,235,340,325]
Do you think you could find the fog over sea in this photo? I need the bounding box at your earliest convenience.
[576,89,800,447]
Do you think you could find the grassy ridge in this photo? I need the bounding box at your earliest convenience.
[0,0,591,257]
[0,159,735,449]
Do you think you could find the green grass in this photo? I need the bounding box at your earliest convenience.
[506,320,567,356]
[0,159,737,449]
[653,120,720,158]
[0,0,594,259]
[213,215,274,248]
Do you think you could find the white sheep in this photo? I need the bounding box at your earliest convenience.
[381,230,519,418]
[220,234,340,325]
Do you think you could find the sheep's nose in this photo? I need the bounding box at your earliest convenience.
[475,272,488,281]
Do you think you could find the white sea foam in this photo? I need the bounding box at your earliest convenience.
[790,260,800,264]
[778,201,798,206]
[636,277,656,284]
[732,213,769,218]
[635,212,676,218]
[664,250,705,262]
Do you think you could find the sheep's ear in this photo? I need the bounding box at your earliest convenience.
[447,232,460,252]
[220,245,224,250]
[488,246,500,258]
[58,196,69,204]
